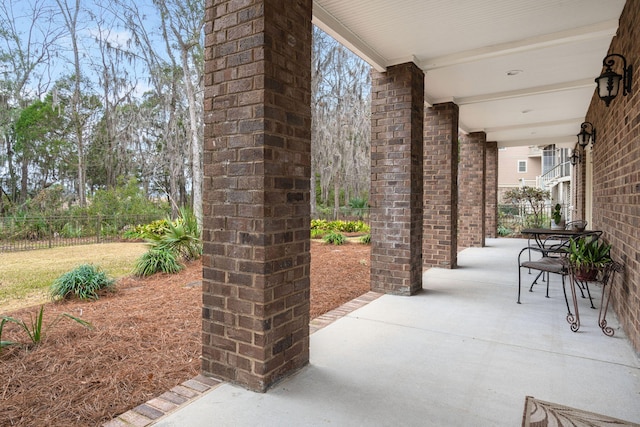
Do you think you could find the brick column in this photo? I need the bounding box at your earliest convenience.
[485,141,498,238]
[423,102,459,269]
[458,132,486,249]
[202,0,312,392]
[370,63,424,295]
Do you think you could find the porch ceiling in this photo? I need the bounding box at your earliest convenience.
[313,0,626,148]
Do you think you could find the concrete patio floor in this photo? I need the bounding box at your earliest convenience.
[153,238,640,426]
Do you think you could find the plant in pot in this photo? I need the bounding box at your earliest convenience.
[566,236,612,281]
[551,203,564,229]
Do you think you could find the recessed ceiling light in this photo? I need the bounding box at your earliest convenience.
[507,69,523,76]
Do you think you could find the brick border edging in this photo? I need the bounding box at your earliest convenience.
[309,291,383,334]
[102,375,223,427]
[103,291,384,426]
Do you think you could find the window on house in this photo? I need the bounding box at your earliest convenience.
[542,145,556,174]
[518,160,527,173]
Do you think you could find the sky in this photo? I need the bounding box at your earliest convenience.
[0,0,171,102]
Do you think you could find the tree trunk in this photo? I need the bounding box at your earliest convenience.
[333,179,340,220]
[20,157,28,203]
[56,0,86,206]
[179,44,202,230]
[310,164,317,218]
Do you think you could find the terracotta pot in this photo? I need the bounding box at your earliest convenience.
[575,267,598,281]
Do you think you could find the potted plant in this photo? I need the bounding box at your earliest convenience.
[566,236,612,281]
[551,203,564,229]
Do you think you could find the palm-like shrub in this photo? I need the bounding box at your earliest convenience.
[157,207,202,260]
[50,264,115,301]
[133,207,201,276]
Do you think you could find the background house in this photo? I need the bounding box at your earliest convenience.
[498,144,574,224]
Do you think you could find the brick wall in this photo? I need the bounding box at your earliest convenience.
[458,132,486,249]
[370,63,424,295]
[582,0,640,352]
[423,102,459,268]
[202,0,312,391]
[485,142,498,238]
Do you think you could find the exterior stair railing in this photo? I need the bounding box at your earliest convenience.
[540,160,571,189]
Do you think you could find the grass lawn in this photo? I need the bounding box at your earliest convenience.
[0,242,148,313]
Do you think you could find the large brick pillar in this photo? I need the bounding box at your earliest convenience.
[485,141,498,238]
[370,63,424,295]
[423,102,459,269]
[202,0,312,392]
[458,131,486,249]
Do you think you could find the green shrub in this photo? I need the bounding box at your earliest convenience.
[133,248,184,277]
[348,197,368,209]
[310,228,325,239]
[61,221,83,238]
[360,234,371,244]
[323,231,346,245]
[497,225,512,236]
[147,207,202,260]
[310,219,370,233]
[132,207,201,277]
[124,218,171,240]
[50,264,115,301]
[166,207,202,260]
[338,220,369,233]
[311,219,330,230]
[85,177,168,217]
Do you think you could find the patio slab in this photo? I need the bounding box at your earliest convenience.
[152,238,640,426]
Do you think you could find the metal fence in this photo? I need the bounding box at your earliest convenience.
[498,204,561,236]
[312,207,370,222]
[0,214,161,252]
[0,206,562,251]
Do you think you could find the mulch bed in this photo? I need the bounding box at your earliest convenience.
[0,240,370,427]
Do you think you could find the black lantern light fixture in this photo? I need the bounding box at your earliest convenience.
[577,121,595,149]
[570,150,581,166]
[595,53,633,107]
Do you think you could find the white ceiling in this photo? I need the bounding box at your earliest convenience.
[312,0,627,147]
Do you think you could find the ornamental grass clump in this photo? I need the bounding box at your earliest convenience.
[133,248,184,277]
[323,231,346,245]
[50,264,115,301]
[0,318,17,354]
[1,305,93,350]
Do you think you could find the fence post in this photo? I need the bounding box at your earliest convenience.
[96,215,101,244]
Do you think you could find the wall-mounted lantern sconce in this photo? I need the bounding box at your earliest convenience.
[595,53,633,107]
[570,150,581,166]
[577,121,595,149]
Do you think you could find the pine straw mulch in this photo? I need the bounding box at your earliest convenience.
[0,240,370,427]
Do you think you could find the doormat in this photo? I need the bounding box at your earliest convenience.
[522,396,640,427]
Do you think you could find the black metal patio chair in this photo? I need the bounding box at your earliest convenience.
[565,220,588,231]
[517,241,573,315]
[517,231,602,311]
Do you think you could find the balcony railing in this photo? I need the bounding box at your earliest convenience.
[540,161,571,188]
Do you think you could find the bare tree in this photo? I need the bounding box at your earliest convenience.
[55,0,88,206]
[311,26,370,219]
[86,8,139,190]
[112,0,197,217]
[153,0,204,227]
[0,0,62,203]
